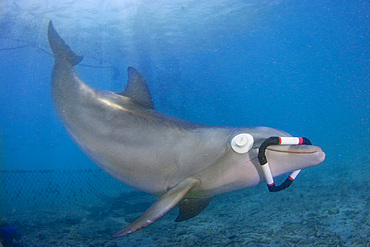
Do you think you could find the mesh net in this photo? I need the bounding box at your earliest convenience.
[0,169,130,218]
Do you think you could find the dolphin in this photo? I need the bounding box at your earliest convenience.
[47,21,325,237]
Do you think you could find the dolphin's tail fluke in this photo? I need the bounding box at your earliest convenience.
[47,21,83,66]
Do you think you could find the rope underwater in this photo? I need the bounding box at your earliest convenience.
[0,37,119,79]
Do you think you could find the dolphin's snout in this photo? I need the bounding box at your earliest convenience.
[315,148,326,163]
[267,144,323,154]
[265,144,326,174]
[267,145,325,164]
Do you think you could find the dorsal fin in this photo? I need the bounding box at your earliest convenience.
[117,67,154,109]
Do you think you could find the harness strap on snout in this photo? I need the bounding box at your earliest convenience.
[258,137,312,192]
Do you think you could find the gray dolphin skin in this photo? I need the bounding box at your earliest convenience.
[47,21,325,237]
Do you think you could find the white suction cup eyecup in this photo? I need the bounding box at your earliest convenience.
[231,133,254,154]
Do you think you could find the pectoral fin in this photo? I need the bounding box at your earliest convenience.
[112,177,200,238]
[175,196,212,222]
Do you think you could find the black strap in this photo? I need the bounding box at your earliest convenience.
[258,137,312,192]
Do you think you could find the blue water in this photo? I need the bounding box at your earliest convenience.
[0,0,369,246]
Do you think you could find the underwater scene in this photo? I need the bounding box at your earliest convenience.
[0,0,369,246]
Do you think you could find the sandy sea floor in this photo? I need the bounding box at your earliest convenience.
[1,164,369,247]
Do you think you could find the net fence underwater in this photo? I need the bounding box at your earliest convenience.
[0,169,131,218]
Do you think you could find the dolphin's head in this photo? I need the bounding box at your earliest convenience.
[230,127,325,185]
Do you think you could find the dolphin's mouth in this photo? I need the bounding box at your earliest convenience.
[257,138,325,192]
[266,145,324,155]
[264,144,326,168]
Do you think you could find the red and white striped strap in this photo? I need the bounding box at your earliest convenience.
[278,137,304,145]
[258,136,311,192]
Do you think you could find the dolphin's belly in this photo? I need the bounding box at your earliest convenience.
[68,123,187,193]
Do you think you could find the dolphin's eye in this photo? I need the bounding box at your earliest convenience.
[230,133,254,153]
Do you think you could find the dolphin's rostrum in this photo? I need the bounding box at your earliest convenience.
[47,21,325,237]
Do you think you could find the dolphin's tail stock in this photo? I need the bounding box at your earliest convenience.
[47,21,83,66]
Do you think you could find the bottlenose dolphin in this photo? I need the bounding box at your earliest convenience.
[47,21,325,237]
